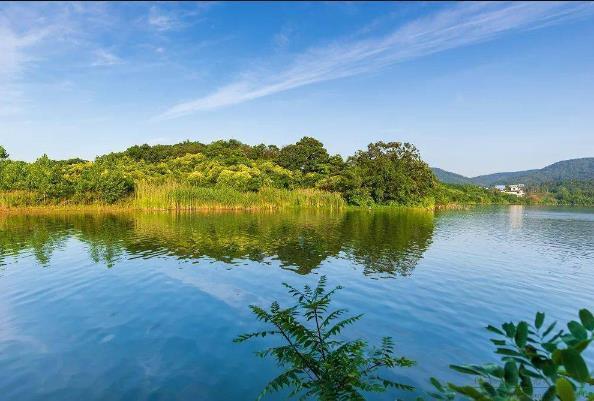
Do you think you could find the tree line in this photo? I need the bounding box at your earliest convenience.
[0,138,516,208]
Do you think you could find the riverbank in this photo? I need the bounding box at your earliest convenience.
[0,184,562,214]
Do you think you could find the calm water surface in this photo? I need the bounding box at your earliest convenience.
[1,206,593,400]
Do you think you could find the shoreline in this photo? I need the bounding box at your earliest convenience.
[0,202,554,215]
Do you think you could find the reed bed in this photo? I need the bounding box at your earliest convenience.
[0,191,41,208]
[133,181,345,210]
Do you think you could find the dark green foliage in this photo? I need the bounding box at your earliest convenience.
[347,142,435,206]
[235,276,414,400]
[428,310,594,401]
[123,140,206,163]
[0,145,8,160]
[276,137,332,174]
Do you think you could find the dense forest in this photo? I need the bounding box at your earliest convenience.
[0,138,526,210]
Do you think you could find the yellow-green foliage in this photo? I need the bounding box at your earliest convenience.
[133,181,345,210]
[0,137,472,209]
[0,191,40,207]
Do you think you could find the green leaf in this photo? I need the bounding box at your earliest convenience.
[579,309,594,331]
[450,365,484,376]
[430,377,444,392]
[535,312,545,329]
[542,385,556,401]
[556,377,575,401]
[574,339,592,353]
[561,348,590,382]
[448,384,488,401]
[542,322,558,338]
[496,348,524,357]
[567,321,588,341]
[543,342,559,353]
[486,325,505,335]
[520,371,534,396]
[503,322,516,338]
[515,321,529,347]
[479,380,497,396]
[504,361,519,386]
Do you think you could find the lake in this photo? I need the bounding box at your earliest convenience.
[1,206,593,401]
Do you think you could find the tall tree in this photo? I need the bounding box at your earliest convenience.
[276,137,331,174]
[348,142,435,205]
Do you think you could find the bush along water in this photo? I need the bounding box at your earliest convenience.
[236,276,594,401]
[0,138,517,209]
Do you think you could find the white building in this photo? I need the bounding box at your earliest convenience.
[496,183,525,197]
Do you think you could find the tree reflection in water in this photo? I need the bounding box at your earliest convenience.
[0,209,434,276]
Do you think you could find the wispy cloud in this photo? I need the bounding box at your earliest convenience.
[91,49,123,66]
[273,24,294,50]
[148,6,178,32]
[146,3,215,32]
[156,1,594,120]
[0,16,53,115]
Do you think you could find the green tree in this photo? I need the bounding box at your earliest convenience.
[277,137,331,174]
[235,276,414,401]
[348,142,435,205]
[0,145,8,160]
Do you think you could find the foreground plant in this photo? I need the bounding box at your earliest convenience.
[234,275,414,401]
[429,309,594,401]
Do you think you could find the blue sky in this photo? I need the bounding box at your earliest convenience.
[1,2,593,176]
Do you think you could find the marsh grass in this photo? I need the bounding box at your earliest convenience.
[0,191,40,208]
[133,181,345,210]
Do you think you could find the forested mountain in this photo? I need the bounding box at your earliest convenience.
[433,158,594,186]
[431,168,474,185]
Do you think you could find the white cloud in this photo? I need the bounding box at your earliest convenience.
[91,49,123,66]
[273,25,293,50]
[0,17,52,115]
[148,6,177,32]
[156,1,594,120]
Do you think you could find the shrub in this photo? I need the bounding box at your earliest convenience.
[235,276,414,400]
[428,310,594,401]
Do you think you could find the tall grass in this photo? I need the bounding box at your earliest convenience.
[133,181,345,210]
[0,191,41,208]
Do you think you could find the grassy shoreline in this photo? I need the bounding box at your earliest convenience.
[0,185,347,213]
[2,183,568,215]
[0,197,524,215]
[2,201,586,215]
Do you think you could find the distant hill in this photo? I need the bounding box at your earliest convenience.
[433,157,594,186]
[431,168,474,185]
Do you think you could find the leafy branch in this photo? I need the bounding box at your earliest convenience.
[428,309,594,401]
[234,275,414,401]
